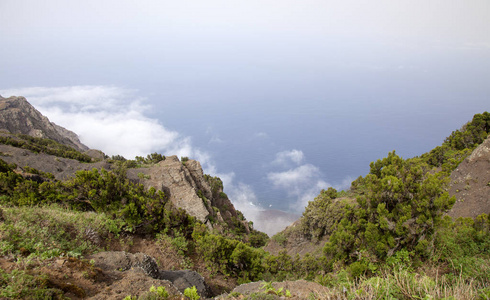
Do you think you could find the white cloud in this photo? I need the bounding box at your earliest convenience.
[222,176,297,236]
[267,150,331,211]
[272,149,304,166]
[268,164,322,189]
[0,85,307,234]
[0,86,195,161]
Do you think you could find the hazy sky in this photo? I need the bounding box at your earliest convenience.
[1,1,489,234]
[2,0,489,88]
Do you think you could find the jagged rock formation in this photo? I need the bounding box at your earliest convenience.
[0,95,88,152]
[448,135,490,219]
[135,156,212,224]
[127,156,246,230]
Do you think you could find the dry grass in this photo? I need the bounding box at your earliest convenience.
[308,267,489,300]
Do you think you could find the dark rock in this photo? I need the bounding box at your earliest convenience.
[159,270,211,298]
[89,251,159,278]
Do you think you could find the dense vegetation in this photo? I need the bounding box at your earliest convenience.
[0,112,489,299]
[422,111,490,173]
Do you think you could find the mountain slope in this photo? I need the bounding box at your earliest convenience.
[0,95,88,152]
[448,135,490,218]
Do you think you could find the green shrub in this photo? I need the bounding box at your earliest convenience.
[0,205,124,258]
[324,151,455,263]
[183,286,199,300]
[0,134,92,162]
[0,268,63,299]
[271,232,287,246]
[141,285,169,300]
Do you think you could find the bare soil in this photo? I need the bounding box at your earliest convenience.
[448,136,490,219]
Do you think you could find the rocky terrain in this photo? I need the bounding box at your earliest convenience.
[0,96,248,234]
[1,96,489,299]
[448,136,490,218]
[127,156,246,231]
[0,96,88,152]
[0,96,272,299]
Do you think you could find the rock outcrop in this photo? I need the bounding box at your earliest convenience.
[448,135,490,219]
[0,96,88,152]
[0,95,248,233]
[89,251,211,298]
[160,270,211,298]
[127,156,245,230]
[130,156,212,224]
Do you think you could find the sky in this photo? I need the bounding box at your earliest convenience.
[1,1,489,235]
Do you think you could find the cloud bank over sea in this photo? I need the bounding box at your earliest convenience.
[0,85,319,235]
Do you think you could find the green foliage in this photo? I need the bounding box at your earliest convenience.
[22,166,55,180]
[0,205,123,258]
[143,285,169,300]
[0,268,63,299]
[259,281,291,297]
[0,134,92,162]
[183,286,200,300]
[111,154,127,161]
[134,153,166,165]
[137,172,151,180]
[324,151,455,263]
[300,188,350,241]
[203,174,224,198]
[181,156,189,164]
[0,161,199,237]
[0,159,17,173]
[248,230,269,248]
[421,111,490,172]
[271,232,287,246]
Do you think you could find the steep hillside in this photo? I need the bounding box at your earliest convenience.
[1,98,490,299]
[267,112,490,261]
[0,95,88,152]
[0,96,253,236]
[127,156,249,233]
[448,135,490,218]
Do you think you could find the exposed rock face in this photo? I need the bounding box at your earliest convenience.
[0,96,88,152]
[448,136,490,219]
[0,95,246,231]
[139,156,212,224]
[127,156,243,228]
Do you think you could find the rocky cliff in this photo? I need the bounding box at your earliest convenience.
[0,95,88,152]
[0,95,247,232]
[127,156,246,231]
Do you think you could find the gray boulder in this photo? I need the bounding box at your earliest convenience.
[159,270,211,298]
[90,251,159,278]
